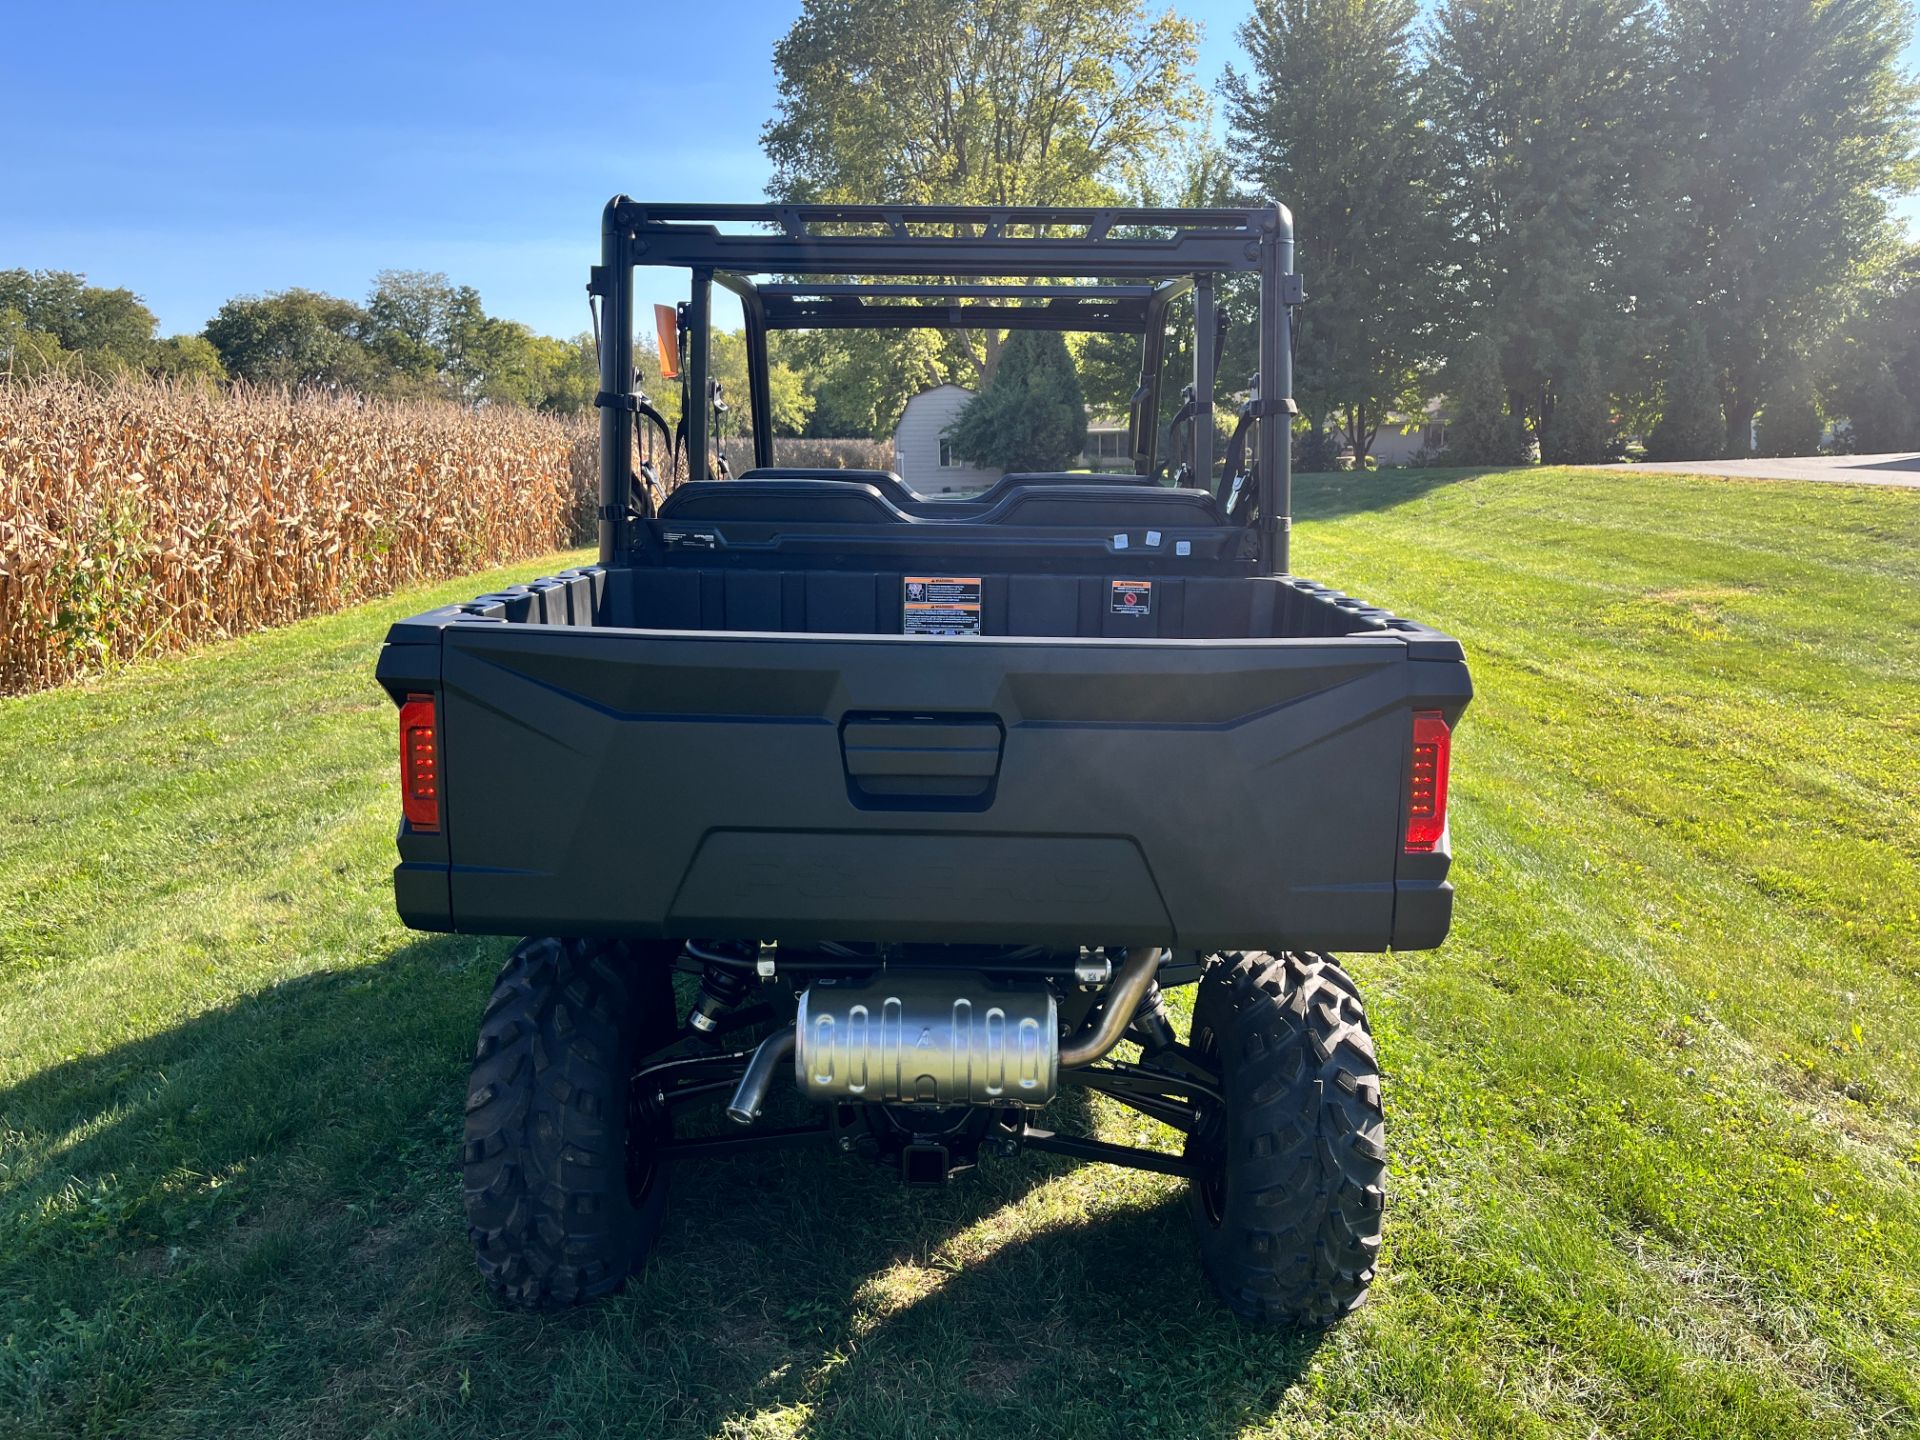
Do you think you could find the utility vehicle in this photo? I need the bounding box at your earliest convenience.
[378,199,1470,1325]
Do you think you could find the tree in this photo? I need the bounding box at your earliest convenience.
[362,269,476,390]
[1821,243,1920,445]
[0,307,78,378]
[1444,334,1526,466]
[1837,357,1916,452]
[947,330,1088,471]
[1224,0,1445,461]
[203,289,383,391]
[1645,324,1726,461]
[0,269,159,373]
[1076,131,1252,422]
[765,0,1202,395]
[785,328,950,439]
[1662,0,1920,457]
[1425,0,1668,440]
[766,0,1200,209]
[1538,344,1614,465]
[543,334,603,415]
[704,330,816,439]
[1755,352,1823,458]
[147,334,228,387]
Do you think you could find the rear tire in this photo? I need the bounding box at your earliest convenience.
[462,936,678,1309]
[1185,951,1386,1326]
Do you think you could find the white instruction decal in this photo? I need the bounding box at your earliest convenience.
[903,576,983,635]
[1110,579,1153,617]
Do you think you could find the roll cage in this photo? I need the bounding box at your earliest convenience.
[587,198,1302,574]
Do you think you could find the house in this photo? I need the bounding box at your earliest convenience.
[892,383,1001,492]
[1082,415,1133,468]
[1353,398,1450,465]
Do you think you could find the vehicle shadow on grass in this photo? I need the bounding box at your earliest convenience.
[0,938,1322,1439]
[0,933,515,1432]
[1292,466,1492,524]
[577,1073,1327,1438]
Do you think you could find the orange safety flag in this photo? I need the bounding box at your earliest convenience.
[655,305,681,379]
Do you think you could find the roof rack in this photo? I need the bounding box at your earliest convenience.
[756,282,1178,334]
[591,199,1300,574]
[610,201,1282,280]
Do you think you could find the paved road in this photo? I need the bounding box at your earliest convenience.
[1594,453,1920,488]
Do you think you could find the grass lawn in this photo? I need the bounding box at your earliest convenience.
[2,466,1917,1438]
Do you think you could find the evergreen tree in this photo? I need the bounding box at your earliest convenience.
[1663,0,1920,456]
[1754,353,1823,458]
[1539,344,1615,465]
[1445,334,1526,466]
[1294,423,1343,473]
[1645,325,1726,461]
[1224,0,1444,461]
[948,331,1089,472]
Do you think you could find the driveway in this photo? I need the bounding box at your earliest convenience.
[1594,453,1920,488]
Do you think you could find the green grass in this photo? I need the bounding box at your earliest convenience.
[3,466,1918,1438]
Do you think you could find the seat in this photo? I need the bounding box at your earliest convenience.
[657,479,911,525]
[737,468,931,509]
[967,470,1156,506]
[737,467,1155,516]
[658,476,1225,532]
[980,484,1224,528]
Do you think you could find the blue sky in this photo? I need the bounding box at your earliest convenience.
[3,1,1915,342]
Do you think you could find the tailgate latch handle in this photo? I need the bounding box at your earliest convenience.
[839,714,1004,811]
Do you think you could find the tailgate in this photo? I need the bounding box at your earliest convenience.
[398,622,1468,952]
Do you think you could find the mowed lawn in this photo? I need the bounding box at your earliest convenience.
[2,467,1917,1439]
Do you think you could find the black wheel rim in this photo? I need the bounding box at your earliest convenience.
[1189,1023,1229,1226]
[625,1082,669,1207]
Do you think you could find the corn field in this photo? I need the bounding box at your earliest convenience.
[0,376,596,695]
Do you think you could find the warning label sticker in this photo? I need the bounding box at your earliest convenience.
[1110,579,1153,616]
[903,576,983,635]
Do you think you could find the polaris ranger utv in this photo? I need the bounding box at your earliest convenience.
[377,200,1470,1326]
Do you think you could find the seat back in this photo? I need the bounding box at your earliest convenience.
[658,479,910,525]
[737,466,1156,515]
[980,484,1223,528]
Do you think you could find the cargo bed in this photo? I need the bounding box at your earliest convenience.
[378,560,1470,953]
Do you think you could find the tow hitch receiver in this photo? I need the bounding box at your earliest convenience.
[900,1143,952,1186]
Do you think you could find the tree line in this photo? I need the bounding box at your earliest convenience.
[10,0,1915,463]
[0,268,605,414]
[767,0,1920,464]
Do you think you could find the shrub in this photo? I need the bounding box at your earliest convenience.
[769,435,896,470]
[1445,335,1527,466]
[947,331,1087,472]
[1294,424,1342,472]
[1645,325,1725,461]
[1839,358,1916,453]
[1540,346,1615,465]
[1755,354,1823,457]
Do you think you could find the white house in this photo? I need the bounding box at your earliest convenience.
[1083,414,1132,468]
[892,384,1001,493]
[1353,398,1451,465]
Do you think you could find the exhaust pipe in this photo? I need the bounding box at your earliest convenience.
[1059,947,1163,1068]
[726,1027,796,1125]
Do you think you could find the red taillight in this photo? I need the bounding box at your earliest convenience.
[1404,710,1451,853]
[399,694,440,832]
